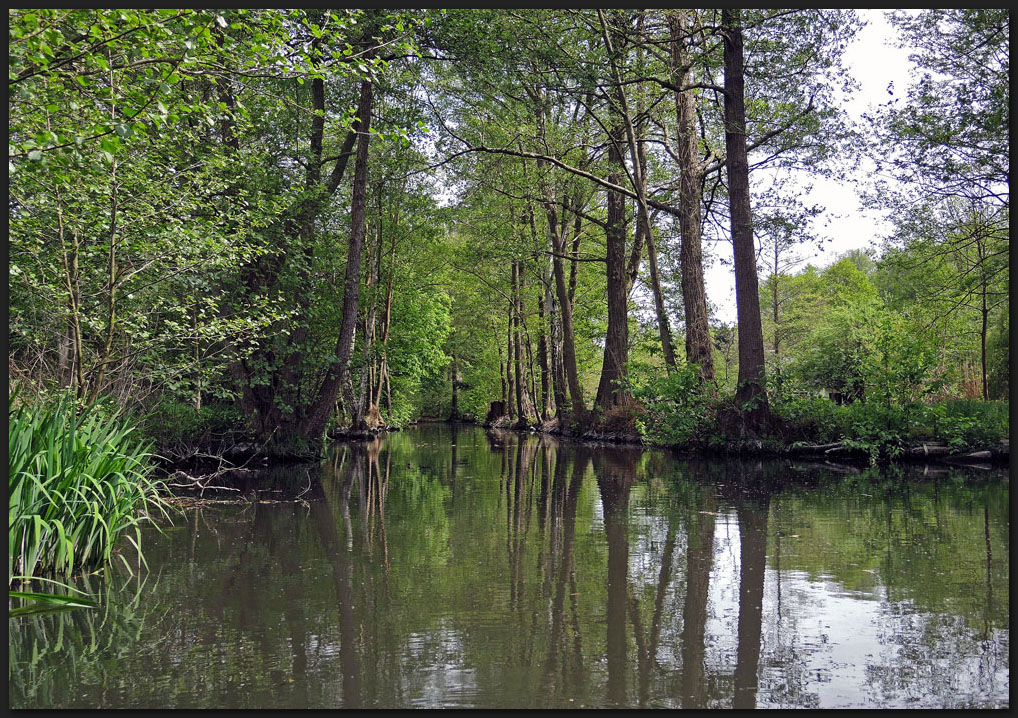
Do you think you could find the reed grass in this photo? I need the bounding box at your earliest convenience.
[9,392,169,584]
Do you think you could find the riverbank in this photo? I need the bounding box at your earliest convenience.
[140,395,1009,487]
[476,399,1011,468]
[149,421,1010,489]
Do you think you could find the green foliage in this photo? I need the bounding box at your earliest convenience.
[9,8,431,443]
[384,283,453,423]
[9,392,169,583]
[772,396,1008,462]
[137,400,242,449]
[6,8,1007,448]
[836,402,912,464]
[770,395,842,443]
[785,260,953,407]
[875,9,1008,199]
[986,312,1009,399]
[862,311,944,408]
[910,400,1009,452]
[793,300,878,400]
[628,365,713,446]
[9,589,98,617]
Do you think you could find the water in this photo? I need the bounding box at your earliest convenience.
[9,424,1009,709]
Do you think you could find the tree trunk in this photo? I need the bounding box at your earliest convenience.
[355,216,383,428]
[506,312,516,419]
[568,204,582,304]
[56,329,71,388]
[594,124,632,412]
[86,163,119,406]
[670,10,715,387]
[537,255,557,421]
[632,137,677,371]
[225,20,361,446]
[549,289,568,422]
[193,299,201,414]
[374,243,395,410]
[496,321,508,407]
[644,212,678,370]
[534,93,587,426]
[512,259,537,424]
[723,8,768,411]
[981,289,989,401]
[978,238,989,401]
[523,302,539,412]
[56,204,86,400]
[450,350,461,421]
[537,288,554,420]
[600,10,676,371]
[301,75,374,439]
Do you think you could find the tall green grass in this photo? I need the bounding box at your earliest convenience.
[9,393,168,584]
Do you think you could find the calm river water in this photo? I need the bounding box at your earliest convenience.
[9,424,1009,709]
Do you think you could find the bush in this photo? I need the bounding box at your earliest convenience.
[771,395,843,443]
[774,393,1008,460]
[138,399,242,449]
[835,402,912,463]
[628,365,713,446]
[9,393,168,583]
[911,400,1009,451]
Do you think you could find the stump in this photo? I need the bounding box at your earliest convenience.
[485,400,508,425]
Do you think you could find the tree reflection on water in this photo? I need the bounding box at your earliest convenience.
[8,425,1009,709]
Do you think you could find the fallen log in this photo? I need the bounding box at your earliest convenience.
[905,443,950,458]
[787,442,844,456]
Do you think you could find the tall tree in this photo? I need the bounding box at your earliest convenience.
[722,8,768,412]
[668,10,715,386]
[302,71,376,438]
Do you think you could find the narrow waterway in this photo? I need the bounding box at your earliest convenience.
[9,424,1009,709]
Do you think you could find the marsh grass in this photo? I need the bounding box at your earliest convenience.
[9,393,169,585]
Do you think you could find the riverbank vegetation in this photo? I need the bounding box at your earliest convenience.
[9,9,1009,462]
[9,393,167,592]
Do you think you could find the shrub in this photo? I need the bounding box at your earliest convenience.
[771,395,843,443]
[138,398,242,449]
[774,393,1008,461]
[911,400,1008,451]
[836,402,911,463]
[628,365,713,446]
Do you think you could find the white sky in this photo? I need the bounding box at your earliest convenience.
[704,9,917,325]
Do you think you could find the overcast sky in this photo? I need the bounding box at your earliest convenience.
[703,8,917,325]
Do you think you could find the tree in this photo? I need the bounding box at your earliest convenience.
[864,10,1008,403]
[877,200,1008,400]
[871,9,1008,207]
[8,9,306,408]
[722,8,768,413]
[668,9,715,386]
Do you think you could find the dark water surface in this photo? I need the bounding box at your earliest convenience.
[9,425,1009,709]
